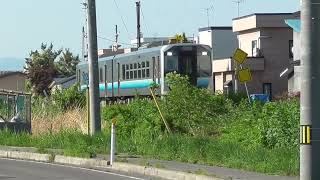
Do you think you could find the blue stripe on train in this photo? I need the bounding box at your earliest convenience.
[81,79,155,91]
[80,78,210,91]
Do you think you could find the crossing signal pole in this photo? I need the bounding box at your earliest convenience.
[87,0,101,135]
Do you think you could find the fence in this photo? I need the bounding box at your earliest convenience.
[0,89,31,133]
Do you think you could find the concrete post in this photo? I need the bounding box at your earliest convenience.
[300,1,320,179]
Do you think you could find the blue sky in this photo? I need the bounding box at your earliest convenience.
[0,0,300,60]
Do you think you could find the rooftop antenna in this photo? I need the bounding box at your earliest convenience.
[234,0,244,17]
[204,5,214,29]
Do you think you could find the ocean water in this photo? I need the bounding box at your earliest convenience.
[0,58,25,71]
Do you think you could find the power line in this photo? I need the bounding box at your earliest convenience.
[97,36,133,46]
[140,2,150,36]
[112,0,132,40]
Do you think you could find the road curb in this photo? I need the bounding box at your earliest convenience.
[0,149,51,162]
[112,162,222,180]
[0,149,222,180]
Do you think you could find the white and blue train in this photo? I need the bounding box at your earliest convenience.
[76,43,212,99]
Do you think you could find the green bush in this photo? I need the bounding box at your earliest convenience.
[258,99,300,149]
[163,73,233,136]
[51,84,86,111]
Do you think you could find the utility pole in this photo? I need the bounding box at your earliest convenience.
[115,25,119,51]
[82,2,89,61]
[87,0,101,135]
[136,1,141,48]
[301,1,320,179]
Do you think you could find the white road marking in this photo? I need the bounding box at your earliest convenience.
[0,157,145,180]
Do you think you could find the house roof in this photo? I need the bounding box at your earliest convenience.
[0,71,24,79]
[49,75,76,89]
[199,26,232,32]
[285,19,301,33]
[233,13,293,21]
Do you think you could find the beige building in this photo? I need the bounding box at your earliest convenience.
[213,13,296,99]
[0,71,26,92]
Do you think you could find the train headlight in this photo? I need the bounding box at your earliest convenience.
[202,52,208,56]
[167,52,173,56]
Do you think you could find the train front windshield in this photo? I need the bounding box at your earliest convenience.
[164,46,211,86]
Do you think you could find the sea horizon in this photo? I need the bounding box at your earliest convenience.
[0,57,25,71]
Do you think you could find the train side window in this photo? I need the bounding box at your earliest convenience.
[126,64,129,70]
[134,70,137,79]
[122,64,126,80]
[134,63,137,69]
[130,71,133,79]
[142,69,146,78]
[126,71,130,79]
[146,69,150,77]
[146,61,150,67]
[130,64,133,69]
[99,68,103,82]
[138,63,141,69]
[138,70,142,78]
[142,62,145,68]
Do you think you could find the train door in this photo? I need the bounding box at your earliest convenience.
[179,50,197,86]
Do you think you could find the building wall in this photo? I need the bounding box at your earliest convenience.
[198,29,238,59]
[293,31,301,61]
[0,74,26,91]
[198,30,212,48]
[259,28,293,96]
[212,30,238,59]
[237,30,261,56]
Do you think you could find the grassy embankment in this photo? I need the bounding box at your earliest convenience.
[0,73,299,176]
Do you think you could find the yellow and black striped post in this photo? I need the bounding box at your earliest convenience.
[300,125,312,145]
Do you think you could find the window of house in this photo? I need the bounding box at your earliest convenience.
[289,40,294,58]
[252,40,258,57]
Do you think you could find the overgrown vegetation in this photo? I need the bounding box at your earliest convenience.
[0,73,300,176]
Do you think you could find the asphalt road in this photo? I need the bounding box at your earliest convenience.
[0,158,152,180]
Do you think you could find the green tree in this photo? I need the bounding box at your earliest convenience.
[25,43,62,95]
[173,33,189,43]
[56,49,80,77]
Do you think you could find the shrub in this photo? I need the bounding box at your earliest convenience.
[51,84,86,111]
[258,99,300,148]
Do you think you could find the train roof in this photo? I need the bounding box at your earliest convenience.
[78,44,210,67]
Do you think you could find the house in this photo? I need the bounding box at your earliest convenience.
[198,27,238,60]
[212,13,296,99]
[0,71,26,92]
[49,75,77,92]
[281,18,301,93]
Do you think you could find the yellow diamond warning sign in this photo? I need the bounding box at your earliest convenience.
[238,68,252,83]
[233,48,248,64]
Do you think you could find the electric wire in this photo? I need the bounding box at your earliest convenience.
[112,0,132,40]
[97,36,133,46]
